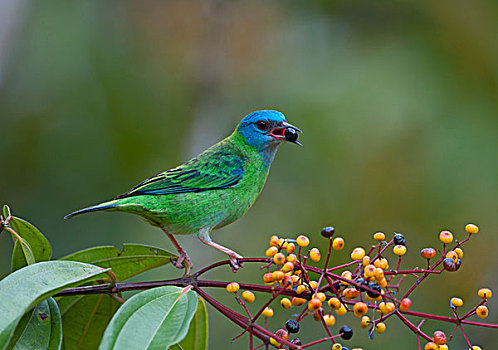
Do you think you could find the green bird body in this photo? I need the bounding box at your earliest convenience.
[66,110,301,272]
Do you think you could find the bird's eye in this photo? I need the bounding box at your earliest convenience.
[256,120,269,131]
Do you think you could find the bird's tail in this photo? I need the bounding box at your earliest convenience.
[64,200,119,219]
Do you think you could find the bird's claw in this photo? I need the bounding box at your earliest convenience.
[170,252,193,275]
[229,254,244,273]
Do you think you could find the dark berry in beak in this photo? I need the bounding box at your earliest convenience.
[284,127,298,143]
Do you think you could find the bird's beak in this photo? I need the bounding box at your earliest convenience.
[269,121,303,146]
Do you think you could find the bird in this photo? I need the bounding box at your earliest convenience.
[65,110,301,273]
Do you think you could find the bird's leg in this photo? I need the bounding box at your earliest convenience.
[161,228,193,274]
[197,229,244,272]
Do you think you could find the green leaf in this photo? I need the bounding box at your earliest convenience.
[170,298,208,350]
[6,297,62,350]
[57,294,121,350]
[10,216,52,272]
[60,244,176,282]
[99,286,198,350]
[0,261,109,349]
[2,205,11,220]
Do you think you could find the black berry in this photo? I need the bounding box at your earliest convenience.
[290,338,302,345]
[284,128,298,142]
[285,319,300,334]
[393,233,405,246]
[366,282,381,298]
[321,226,335,238]
[340,325,353,340]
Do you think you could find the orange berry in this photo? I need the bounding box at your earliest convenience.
[399,298,412,312]
[424,342,438,350]
[420,248,436,259]
[292,297,306,306]
[296,235,310,247]
[226,282,239,293]
[451,297,463,307]
[353,302,368,317]
[374,232,386,241]
[308,298,322,312]
[296,285,306,294]
[374,257,389,270]
[280,297,292,310]
[439,230,453,244]
[281,262,294,273]
[374,267,384,280]
[273,252,286,265]
[328,297,341,310]
[375,322,386,334]
[378,278,387,288]
[286,242,295,254]
[333,237,345,250]
[287,253,297,264]
[242,291,255,303]
[476,305,488,319]
[263,273,274,284]
[262,307,274,317]
[433,330,447,345]
[465,223,478,234]
[478,288,492,299]
[393,244,407,256]
[310,248,321,262]
[323,314,336,326]
[272,270,285,281]
[343,288,360,300]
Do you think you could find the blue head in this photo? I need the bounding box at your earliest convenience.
[236,110,301,152]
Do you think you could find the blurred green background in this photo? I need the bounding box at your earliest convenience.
[1,0,497,348]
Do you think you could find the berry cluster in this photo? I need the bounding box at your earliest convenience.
[220,224,495,349]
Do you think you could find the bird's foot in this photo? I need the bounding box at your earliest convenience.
[228,253,244,273]
[170,251,193,275]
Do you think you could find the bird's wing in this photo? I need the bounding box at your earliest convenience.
[115,151,244,199]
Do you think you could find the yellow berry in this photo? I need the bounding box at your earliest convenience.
[393,245,407,256]
[353,302,368,317]
[324,314,336,326]
[336,304,348,316]
[273,252,286,265]
[439,345,449,350]
[316,292,326,302]
[242,291,255,303]
[465,223,479,234]
[378,278,388,288]
[269,337,281,347]
[364,264,376,278]
[226,282,239,293]
[287,253,297,264]
[362,255,371,266]
[277,238,286,247]
[342,287,360,300]
[470,346,482,350]
[328,297,341,310]
[333,237,345,250]
[476,305,488,319]
[309,280,318,290]
[454,247,464,259]
[374,232,386,241]
[351,247,366,260]
[310,248,321,262]
[374,257,389,270]
[281,262,294,273]
[296,235,310,247]
[439,230,453,244]
[332,344,342,350]
[445,250,459,263]
[451,297,463,307]
[478,288,492,299]
[262,307,274,317]
[292,297,306,306]
[374,267,385,280]
[375,322,386,334]
[296,285,306,295]
[280,297,292,310]
[263,273,274,285]
[265,246,278,257]
[424,342,438,350]
[341,271,352,285]
[286,242,295,254]
[360,315,370,328]
[272,271,284,282]
[269,235,279,247]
